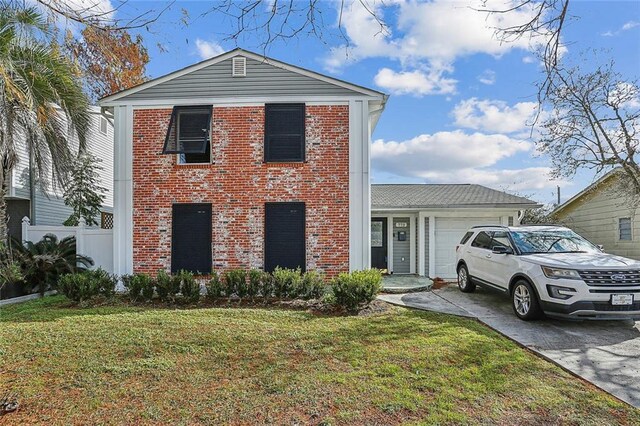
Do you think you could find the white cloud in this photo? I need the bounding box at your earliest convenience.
[326,0,551,94]
[371,130,530,175]
[60,0,115,20]
[418,167,566,192]
[477,69,496,85]
[195,39,225,60]
[601,20,639,37]
[370,130,564,192]
[374,67,457,96]
[452,98,539,134]
[522,55,536,64]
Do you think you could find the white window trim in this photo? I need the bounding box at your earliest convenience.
[100,116,108,135]
[175,109,212,165]
[618,216,633,241]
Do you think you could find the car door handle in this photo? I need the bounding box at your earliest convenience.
[485,254,492,258]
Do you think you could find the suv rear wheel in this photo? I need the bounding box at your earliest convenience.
[511,280,542,320]
[457,265,476,293]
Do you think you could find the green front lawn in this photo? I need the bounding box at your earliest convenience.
[0,296,637,425]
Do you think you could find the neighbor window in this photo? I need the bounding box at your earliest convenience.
[264,103,305,162]
[100,116,108,135]
[619,217,632,241]
[162,105,212,164]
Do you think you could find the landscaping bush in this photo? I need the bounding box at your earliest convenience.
[57,268,116,302]
[300,270,326,300]
[177,270,200,303]
[247,269,264,300]
[272,267,302,299]
[156,270,180,302]
[10,235,93,296]
[206,271,224,299]
[330,269,382,311]
[261,271,274,301]
[125,273,154,302]
[224,269,247,299]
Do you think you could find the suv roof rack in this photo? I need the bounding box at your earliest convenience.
[470,225,510,229]
[517,223,567,227]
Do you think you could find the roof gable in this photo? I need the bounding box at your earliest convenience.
[100,49,385,104]
[371,184,540,209]
[553,169,622,216]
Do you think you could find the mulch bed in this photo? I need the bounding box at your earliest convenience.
[69,295,395,317]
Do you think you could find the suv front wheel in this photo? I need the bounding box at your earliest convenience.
[511,280,542,320]
[457,265,476,293]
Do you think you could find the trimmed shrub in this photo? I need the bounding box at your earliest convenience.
[272,267,302,299]
[247,269,263,300]
[57,268,116,302]
[224,269,247,299]
[300,270,326,300]
[330,269,382,311]
[261,272,274,301]
[156,270,180,302]
[178,270,200,303]
[126,273,154,302]
[206,271,224,299]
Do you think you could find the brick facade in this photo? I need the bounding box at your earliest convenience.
[132,105,350,277]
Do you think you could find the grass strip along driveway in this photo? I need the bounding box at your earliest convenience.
[1,296,638,425]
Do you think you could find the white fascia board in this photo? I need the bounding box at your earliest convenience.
[102,96,374,108]
[99,48,386,105]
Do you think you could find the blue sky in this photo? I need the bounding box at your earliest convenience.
[85,0,639,205]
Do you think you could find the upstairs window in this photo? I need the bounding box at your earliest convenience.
[264,103,305,162]
[163,106,212,164]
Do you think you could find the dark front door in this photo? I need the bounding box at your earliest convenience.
[371,217,388,270]
[265,202,305,272]
[172,203,212,274]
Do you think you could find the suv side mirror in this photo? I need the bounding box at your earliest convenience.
[597,244,605,252]
[492,246,513,255]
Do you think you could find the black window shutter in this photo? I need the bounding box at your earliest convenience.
[162,105,212,154]
[171,204,212,274]
[264,202,306,272]
[264,104,305,162]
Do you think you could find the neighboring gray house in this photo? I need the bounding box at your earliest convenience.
[6,106,114,238]
[371,184,540,279]
[553,169,640,260]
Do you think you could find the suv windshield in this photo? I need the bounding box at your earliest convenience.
[510,229,599,254]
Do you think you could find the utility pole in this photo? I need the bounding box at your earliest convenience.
[556,185,561,206]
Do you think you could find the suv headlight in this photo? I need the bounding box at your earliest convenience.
[541,266,581,280]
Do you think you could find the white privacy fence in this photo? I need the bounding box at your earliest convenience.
[22,217,114,273]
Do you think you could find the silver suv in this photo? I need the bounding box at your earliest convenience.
[455,225,640,320]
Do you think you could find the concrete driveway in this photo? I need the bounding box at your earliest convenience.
[379,285,640,408]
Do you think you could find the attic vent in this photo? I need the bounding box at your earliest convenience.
[232,57,246,77]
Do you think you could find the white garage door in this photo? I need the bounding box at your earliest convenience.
[434,217,501,279]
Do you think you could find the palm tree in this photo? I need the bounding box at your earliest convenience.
[0,5,90,242]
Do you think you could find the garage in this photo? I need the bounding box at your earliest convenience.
[371,183,540,278]
[433,217,500,278]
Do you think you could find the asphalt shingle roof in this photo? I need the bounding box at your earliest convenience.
[372,184,539,209]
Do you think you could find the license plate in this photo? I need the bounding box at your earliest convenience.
[611,294,634,305]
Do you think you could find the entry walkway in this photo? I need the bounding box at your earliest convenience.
[379,284,640,408]
[381,275,432,293]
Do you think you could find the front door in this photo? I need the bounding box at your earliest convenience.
[371,218,388,270]
[172,203,212,274]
